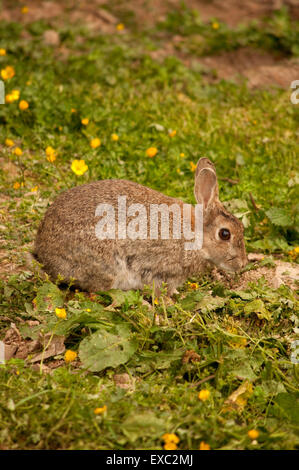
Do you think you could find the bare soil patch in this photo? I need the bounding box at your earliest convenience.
[1,0,298,88]
[197,48,299,88]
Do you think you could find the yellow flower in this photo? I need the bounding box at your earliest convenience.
[5,94,14,103]
[116,23,124,31]
[31,186,38,192]
[55,307,67,319]
[169,130,177,137]
[71,159,88,176]
[111,133,119,141]
[19,100,29,111]
[146,147,158,158]
[1,65,15,80]
[85,308,91,312]
[5,90,20,103]
[198,389,210,401]
[180,152,185,157]
[154,298,159,305]
[81,118,89,126]
[71,108,77,113]
[14,147,23,156]
[64,350,77,363]
[94,405,107,415]
[162,433,179,444]
[188,281,198,290]
[13,181,21,189]
[11,89,20,100]
[248,429,259,440]
[5,138,14,147]
[21,6,29,14]
[199,441,211,450]
[46,146,57,162]
[90,138,101,149]
[164,442,177,450]
[212,21,219,29]
[47,153,56,162]
[0,48,6,56]
[190,161,196,172]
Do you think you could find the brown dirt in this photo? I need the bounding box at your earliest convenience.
[197,49,299,88]
[213,256,299,291]
[1,0,298,88]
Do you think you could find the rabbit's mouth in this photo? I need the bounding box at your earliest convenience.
[218,256,244,273]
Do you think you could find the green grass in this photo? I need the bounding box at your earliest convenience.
[0,7,298,450]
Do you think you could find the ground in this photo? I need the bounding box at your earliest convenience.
[0,0,298,451]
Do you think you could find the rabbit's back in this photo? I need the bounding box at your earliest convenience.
[34,180,186,292]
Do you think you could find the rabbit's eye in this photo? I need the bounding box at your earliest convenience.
[219,228,231,240]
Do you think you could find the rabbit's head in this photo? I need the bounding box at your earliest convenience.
[194,158,248,273]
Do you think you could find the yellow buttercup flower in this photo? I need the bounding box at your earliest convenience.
[180,152,185,157]
[199,441,210,450]
[14,147,23,156]
[71,108,77,113]
[111,133,119,141]
[90,138,101,149]
[188,281,198,290]
[94,405,107,415]
[21,6,29,14]
[248,429,259,440]
[11,89,20,100]
[162,433,179,444]
[0,48,6,56]
[19,100,29,111]
[31,186,38,192]
[13,181,21,190]
[55,307,67,319]
[212,21,219,29]
[116,23,124,31]
[146,147,158,158]
[1,65,15,80]
[81,118,89,126]
[64,350,77,363]
[71,159,88,176]
[169,130,177,137]
[190,161,196,172]
[46,146,57,162]
[5,138,14,147]
[164,442,177,450]
[5,94,14,103]
[5,90,20,103]
[198,389,210,401]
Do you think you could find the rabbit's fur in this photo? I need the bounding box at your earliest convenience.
[34,158,247,294]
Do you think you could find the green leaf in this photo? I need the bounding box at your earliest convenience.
[79,324,137,372]
[243,299,272,320]
[266,207,292,227]
[35,282,65,312]
[272,393,299,424]
[197,295,227,313]
[122,412,165,443]
[105,289,141,309]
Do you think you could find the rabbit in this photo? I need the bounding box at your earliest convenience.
[33,157,248,295]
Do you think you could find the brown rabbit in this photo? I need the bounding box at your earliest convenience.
[34,158,247,294]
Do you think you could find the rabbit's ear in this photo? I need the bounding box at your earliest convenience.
[194,158,219,209]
